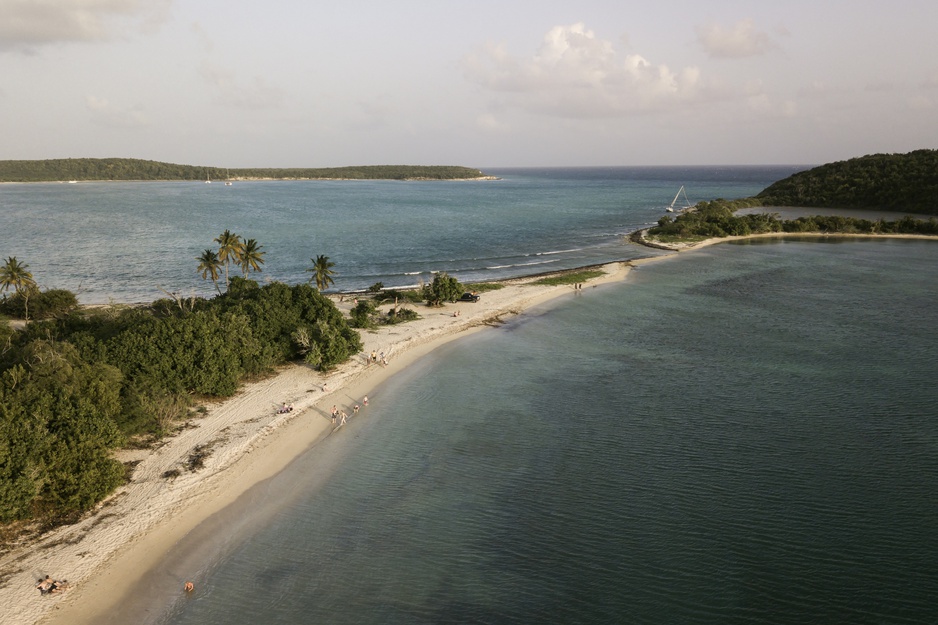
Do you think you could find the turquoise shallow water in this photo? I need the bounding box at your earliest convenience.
[108,238,938,625]
[0,166,798,303]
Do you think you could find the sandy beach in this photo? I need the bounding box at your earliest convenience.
[0,262,630,625]
[3,229,936,625]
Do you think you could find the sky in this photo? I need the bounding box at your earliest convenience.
[1,0,937,168]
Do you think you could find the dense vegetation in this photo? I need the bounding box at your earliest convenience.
[422,272,466,306]
[0,158,488,182]
[0,237,487,527]
[0,277,361,525]
[757,150,938,214]
[645,198,938,242]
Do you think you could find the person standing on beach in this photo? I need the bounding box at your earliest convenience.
[331,405,338,425]
[363,395,369,406]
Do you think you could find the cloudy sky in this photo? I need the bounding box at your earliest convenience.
[1,0,936,167]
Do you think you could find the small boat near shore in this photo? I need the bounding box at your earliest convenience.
[667,185,692,212]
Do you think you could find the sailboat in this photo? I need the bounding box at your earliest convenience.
[666,185,692,212]
[205,172,211,184]
[225,169,233,186]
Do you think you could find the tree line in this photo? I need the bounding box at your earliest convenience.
[0,238,362,525]
[646,198,938,242]
[757,149,938,214]
[0,236,477,527]
[0,158,487,182]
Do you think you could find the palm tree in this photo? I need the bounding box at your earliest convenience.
[307,255,336,291]
[197,249,223,295]
[239,238,266,276]
[0,256,38,324]
[213,230,243,290]
[0,256,34,293]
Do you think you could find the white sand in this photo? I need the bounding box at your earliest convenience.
[1,263,630,625]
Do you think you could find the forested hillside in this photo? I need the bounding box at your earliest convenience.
[757,149,938,214]
[0,158,487,182]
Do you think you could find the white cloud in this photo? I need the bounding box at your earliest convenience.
[865,79,898,93]
[199,62,285,110]
[746,93,797,119]
[85,94,151,127]
[696,19,778,59]
[0,0,171,53]
[463,23,708,119]
[476,113,508,132]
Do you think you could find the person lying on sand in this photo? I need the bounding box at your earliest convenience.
[48,580,68,594]
[36,576,68,595]
[36,576,53,594]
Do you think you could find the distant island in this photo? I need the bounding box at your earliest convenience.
[0,158,491,182]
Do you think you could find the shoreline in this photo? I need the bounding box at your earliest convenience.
[0,175,499,184]
[5,231,938,624]
[634,229,938,254]
[3,263,630,625]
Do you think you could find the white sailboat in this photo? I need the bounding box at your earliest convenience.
[225,169,232,186]
[205,172,212,184]
[667,185,692,212]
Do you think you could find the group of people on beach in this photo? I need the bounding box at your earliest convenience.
[331,395,368,428]
[277,403,295,414]
[369,350,388,366]
[36,575,68,595]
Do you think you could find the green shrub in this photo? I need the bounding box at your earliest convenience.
[468,282,504,292]
[372,288,423,304]
[0,280,363,523]
[384,307,419,324]
[422,272,463,306]
[0,289,79,320]
[349,299,377,328]
[532,270,605,286]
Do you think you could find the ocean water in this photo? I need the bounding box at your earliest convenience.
[0,166,798,303]
[111,238,938,625]
[6,167,936,623]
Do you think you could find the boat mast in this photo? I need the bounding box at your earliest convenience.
[669,185,691,210]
